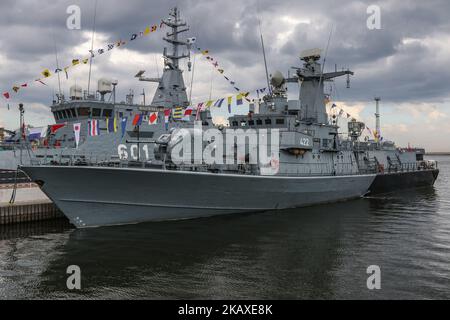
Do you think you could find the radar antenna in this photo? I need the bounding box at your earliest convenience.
[161,7,191,70]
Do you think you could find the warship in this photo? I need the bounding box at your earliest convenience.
[341,98,439,195]
[17,10,439,228]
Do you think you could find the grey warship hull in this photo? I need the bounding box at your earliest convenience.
[22,165,376,228]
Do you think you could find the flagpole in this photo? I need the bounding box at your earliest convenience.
[256,0,271,97]
[258,19,271,96]
[189,53,196,105]
[52,33,62,100]
[87,0,98,96]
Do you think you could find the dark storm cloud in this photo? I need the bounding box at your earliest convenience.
[2,0,450,108]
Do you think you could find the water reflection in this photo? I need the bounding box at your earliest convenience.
[1,167,449,299]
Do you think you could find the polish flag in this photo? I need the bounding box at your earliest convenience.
[149,112,158,125]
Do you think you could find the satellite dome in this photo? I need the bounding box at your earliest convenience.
[271,71,285,88]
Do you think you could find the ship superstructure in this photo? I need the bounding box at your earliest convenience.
[1,8,210,171]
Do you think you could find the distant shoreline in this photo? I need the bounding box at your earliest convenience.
[426,153,450,156]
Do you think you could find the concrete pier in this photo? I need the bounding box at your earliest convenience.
[0,183,64,225]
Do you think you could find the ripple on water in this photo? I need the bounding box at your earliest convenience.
[0,157,450,299]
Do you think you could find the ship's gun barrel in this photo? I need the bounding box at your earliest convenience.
[126,140,157,144]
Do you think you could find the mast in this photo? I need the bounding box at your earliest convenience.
[287,49,354,124]
[139,7,192,110]
[259,20,272,96]
[162,7,190,70]
[52,31,62,101]
[87,0,98,96]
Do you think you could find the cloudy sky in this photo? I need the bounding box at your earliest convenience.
[0,0,449,151]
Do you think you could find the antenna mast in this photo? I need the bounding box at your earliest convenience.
[189,53,196,104]
[375,97,381,139]
[87,0,98,95]
[162,7,190,70]
[53,35,62,101]
[259,19,271,96]
[312,26,333,111]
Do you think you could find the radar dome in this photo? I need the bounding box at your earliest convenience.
[271,71,285,88]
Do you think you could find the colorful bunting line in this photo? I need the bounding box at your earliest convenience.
[194,46,253,102]
[2,21,161,102]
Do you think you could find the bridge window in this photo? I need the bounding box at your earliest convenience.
[70,108,77,118]
[232,121,239,127]
[265,119,272,125]
[248,120,255,126]
[53,112,60,120]
[58,111,66,119]
[78,107,90,117]
[276,119,285,125]
[92,108,102,117]
[256,120,263,125]
[240,121,247,127]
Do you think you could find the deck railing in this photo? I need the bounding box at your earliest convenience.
[26,151,438,178]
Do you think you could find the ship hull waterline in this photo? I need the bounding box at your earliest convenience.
[21,166,376,228]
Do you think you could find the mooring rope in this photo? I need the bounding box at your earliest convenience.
[9,167,19,205]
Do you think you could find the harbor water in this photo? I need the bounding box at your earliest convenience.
[0,155,449,300]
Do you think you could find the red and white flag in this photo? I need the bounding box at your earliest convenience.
[195,103,204,121]
[89,120,100,136]
[73,123,81,148]
[164,109,171,124]
[183,106,193,121]
[149,112,158,125]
